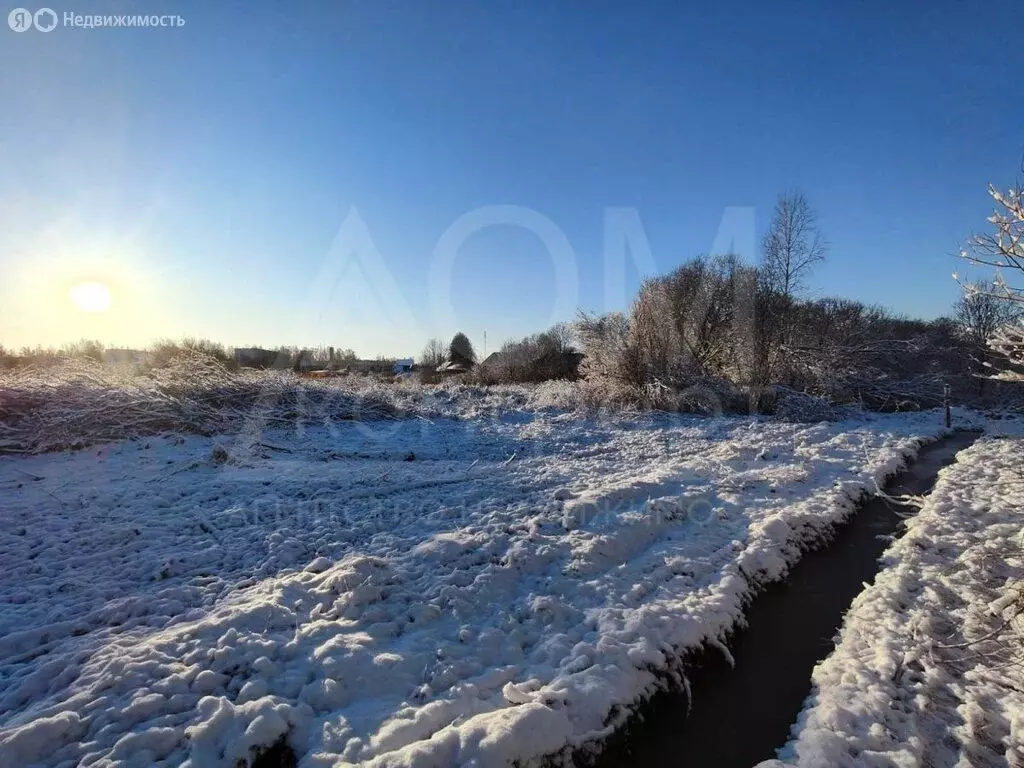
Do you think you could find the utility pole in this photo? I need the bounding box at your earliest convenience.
[483,330,487,359]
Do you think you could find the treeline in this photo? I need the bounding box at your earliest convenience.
[572,253,984,413]
[468,251,984,413]
[0,338,235,368]
[479,192,1017,413]
[0,338,364,371]
[475,324,581,384]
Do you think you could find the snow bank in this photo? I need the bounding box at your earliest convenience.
[0,410,957,766]
[761,418,1024,768]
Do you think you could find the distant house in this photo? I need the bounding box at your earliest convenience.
[392,358,414,375]
[437,358,473,375]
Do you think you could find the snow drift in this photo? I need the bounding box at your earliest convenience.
[0,410,959,766]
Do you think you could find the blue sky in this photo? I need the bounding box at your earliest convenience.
[2,1,1022,357]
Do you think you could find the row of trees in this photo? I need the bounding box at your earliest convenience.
[574,190,1022,411]
[412,194,836,393]
[420,332,477,369]
[1,338,236,368]
[2,339,110,364]
[476,324,579,384]
[576,261,976,411]
[0,339,364,371]
[415,186,1023,410]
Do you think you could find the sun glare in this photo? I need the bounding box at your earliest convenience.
[69,281,112,313]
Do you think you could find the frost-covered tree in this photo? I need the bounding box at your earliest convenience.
[962,181,1024,302]
[575,311,643,386]
[630,254,757,382]
[59,339,105,362]
[761,192,828,300]
[960,172,1024,378]
[989,325,1024,378]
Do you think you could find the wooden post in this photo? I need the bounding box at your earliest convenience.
[944,383,951,428]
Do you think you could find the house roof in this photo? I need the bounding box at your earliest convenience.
[437,360,472,373]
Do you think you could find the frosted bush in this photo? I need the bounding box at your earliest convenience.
[769,386,841,423]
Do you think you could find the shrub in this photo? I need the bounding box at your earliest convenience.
[574,254,990,414]
[149,338,232,369]
[477,324,581,384]
[766,386,841,423]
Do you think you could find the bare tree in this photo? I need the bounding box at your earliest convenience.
[540,322,577,355]
[956,281,1021,348]
[420,338,446,368]
[631,254,756,382]
[761,192,828,299]
[961,174,1024,303]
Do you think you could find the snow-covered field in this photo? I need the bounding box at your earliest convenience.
[0,408,959,767]
[762,421,1024,768]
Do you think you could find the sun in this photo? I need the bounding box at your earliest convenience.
[69,281,112,313]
